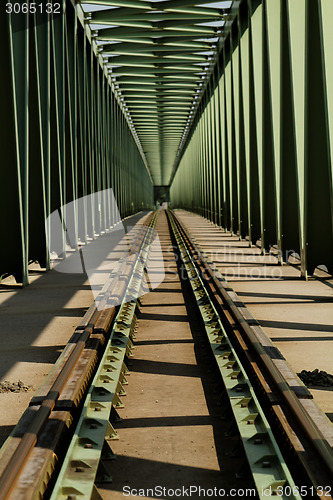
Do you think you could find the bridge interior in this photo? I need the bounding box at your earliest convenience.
[0,0,332,285]
[0,0,333,498]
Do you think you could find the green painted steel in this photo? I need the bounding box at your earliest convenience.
[81,0,231,186]
[1,0,332,281]
[170,0,333,277]
[0,0,153,284]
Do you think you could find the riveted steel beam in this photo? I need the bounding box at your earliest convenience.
[106,55,209,65]
[101,42,213,53]
[83,0,152,8]
[91,12,222,24]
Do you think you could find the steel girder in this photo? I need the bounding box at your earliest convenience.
[79,0,235,185]
[0,0,153,284]
[170,0,333,277]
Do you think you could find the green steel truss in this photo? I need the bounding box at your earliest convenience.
[0,0,332,281]
[80,0,236,186]
[0,0,153,284]
[170,0,333,277]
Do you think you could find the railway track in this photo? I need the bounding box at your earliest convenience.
[0,210,332,499]
[0,211,158,499]
[167,210,333,499]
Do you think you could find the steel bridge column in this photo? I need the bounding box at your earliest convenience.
[234,14,248,241]
[209,78,217,225]
[0,11,27,283]
[31,11,51,270]
[77,19,87,243]
[303,0,333,276]
[50,6,66,256]
[207,81,215,223]
[214,63,223,229]
[262,0,278,254]
[246,1,261,246]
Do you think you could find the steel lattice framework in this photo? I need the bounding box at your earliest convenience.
[171,0,333,277]
[80,0,236,185]
[0,0,332,283]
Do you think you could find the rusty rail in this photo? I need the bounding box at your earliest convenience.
[0,212,156,500]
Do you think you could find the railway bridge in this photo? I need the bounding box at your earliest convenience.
[0,1,332,499]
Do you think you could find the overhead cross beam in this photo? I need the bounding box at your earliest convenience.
[80,0,233,185]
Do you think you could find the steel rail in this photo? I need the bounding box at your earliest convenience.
[50,212,159,499]
[0,329,93,500]
[168,210,301,499]
[169,210,333,482]
[0,212,157,500]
